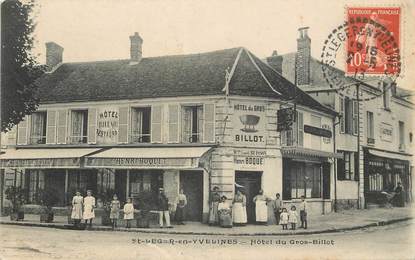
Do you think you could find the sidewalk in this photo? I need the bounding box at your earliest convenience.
[0,207,412,236]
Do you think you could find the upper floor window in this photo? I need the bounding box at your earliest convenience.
[399,121,405,151]
[367,111,375,144]
[181,105,203,143]
[383,82,391,110]
[70,110,88,144]
[340,97,358,135]
[30,112,47,144]
[280,111,303,147]
[131,107,151,143]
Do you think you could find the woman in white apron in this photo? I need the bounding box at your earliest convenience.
[71,191,83,227]
[83,190,96,228]
[253,189,269,225]
[232,189,247,226]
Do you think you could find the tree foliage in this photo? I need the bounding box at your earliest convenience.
[1,0,44,132]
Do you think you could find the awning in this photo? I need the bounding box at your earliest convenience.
[0,148,101,169]
[281,147,342,161]
[84,147,212,169]
[368,149,412,162]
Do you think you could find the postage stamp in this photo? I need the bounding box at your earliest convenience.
[346,7,401,76]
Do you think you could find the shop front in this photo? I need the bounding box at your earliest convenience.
[364,148,412,206]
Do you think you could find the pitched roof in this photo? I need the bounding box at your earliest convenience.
[35,47,335,115]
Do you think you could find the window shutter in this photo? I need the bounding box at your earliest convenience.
[118,107,129,144]
[322,162,331,199]
[203,103,215,143]
[151,104,163,143]
[17,116,29,145]
[352,100,358,135]
[280,131,286,146]
[57,110,67,144]
[297,112,303,147]
[337,156,345,180]
[168,104,179,143]
[46,111,57,144]
[354,152,360,181]
[87,108,97,144]
[339,97,345,133]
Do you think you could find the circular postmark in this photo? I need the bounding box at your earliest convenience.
[320,8,401,102]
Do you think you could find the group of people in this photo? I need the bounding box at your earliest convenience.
[208,187,308,230]
[71,188,187,229]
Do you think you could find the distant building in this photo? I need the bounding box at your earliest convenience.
[267,27,414,210]
[1,32,339,222]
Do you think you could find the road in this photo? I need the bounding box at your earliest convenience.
[0,220,414,260]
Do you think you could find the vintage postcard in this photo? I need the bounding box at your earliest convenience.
[0,0,414,259]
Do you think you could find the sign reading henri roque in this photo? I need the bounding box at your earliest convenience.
[85,157,195,169]
[233,103,266,146]
[96,107,119,144]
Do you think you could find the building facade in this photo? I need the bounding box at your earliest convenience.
[1,33,339,223]
[267,27,414,210]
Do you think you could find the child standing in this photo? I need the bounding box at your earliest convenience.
[110,194,120,229]
[123,198,135,228]
[288,205,298,230]
[279,208,289,230]
[299,195,308,229]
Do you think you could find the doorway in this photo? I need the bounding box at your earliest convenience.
[180,171,203,222]
[44,170,66,206]
[235,171,262,223]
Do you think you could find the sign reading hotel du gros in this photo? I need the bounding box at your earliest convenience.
[96,107,119,144]
[232,102,267,147]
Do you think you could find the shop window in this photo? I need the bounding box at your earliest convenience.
[30,112,47,144]
[70,110,88,143]
[399,121,405,151]
[182,105,203,143]
[337,151,357,181]
[97,169,115,195]
[367,111,375,144]
[131,107,151,143]
[27,170,45,203]
[129,170,162,198]
[290,163,322,199]
[67,170,97,195]
[369,172,383,191]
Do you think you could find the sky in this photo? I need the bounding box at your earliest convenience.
[31,0,415,89]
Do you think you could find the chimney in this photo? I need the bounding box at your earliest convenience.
[129,32,143,63]
[266,50,283,74]
[45,42,64,71]
[295,27,311,86]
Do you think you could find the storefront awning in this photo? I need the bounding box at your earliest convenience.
[281,147,342,161]
[84,147,213,169]
[368,149,412,162]
[0,148,102,169]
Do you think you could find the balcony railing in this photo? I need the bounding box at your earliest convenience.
[29,136,46,144]
[69,136,88,144]
[130,133,151,143]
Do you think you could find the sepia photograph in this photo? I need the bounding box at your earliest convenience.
[0,0,414,259]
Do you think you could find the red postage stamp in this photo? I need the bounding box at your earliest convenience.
[346,7,400,76]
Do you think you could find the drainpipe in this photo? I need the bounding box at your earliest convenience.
[333,114,341,213]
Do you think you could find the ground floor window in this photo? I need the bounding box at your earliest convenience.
[284,161,322,199]
[368,172,383,191]
[129,170,163,198]
[26,170,45,203]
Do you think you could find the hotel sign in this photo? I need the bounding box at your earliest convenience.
[380,122,393,142]
[96,107,119,144]
[233,103,266,147]
[85,157,197,169]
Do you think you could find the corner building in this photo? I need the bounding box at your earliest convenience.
[0,33,338,223]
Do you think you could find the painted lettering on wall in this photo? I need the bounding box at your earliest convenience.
[233,103,266,147]
[380,122,393,142]
[96,107,119,144]
[234,148,266,168]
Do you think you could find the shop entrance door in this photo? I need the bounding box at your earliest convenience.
[44,170,66,206]
[180,171,203,222]
[235,171,262,223]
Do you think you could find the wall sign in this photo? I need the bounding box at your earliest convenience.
[234,148,266,169]
[304,124,332,138]
[233,103,266,147]
[380,122,393,142]
[85,157,196,169]
[96,107,119,144]
[322,124,332,144]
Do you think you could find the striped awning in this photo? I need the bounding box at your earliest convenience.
[281,147,342,161]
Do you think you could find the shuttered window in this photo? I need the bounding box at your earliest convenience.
[151,105,163,143]
[46,111,57,144]
[181,105,203,143]
[297,112,303,147]
[339,97,345,133]
[70,110,88,144]
[131,107,151,143]
[118,107,129,144]
[203,103,215,143]
[17,116,29,145]
[30,112,47,144]
[87,108,96,144]
[56,110,67,144]
[168,104,179,143]
[352,100,358,135]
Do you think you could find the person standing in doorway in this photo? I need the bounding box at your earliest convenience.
[123,197,134,228]
[232,189,247,226]
[299,195,308,229]
[110,194,120,229]
[71,191,83,228]
[83,190,96,229]
[175,188,187,225]
[271,193,283,225]
[208,186,221,226]
[158,188,172,228]
[253,189,269,225]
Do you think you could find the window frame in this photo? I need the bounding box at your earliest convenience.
[181,104,203,143]
[69,109,88,144]
[29,111,47,144]
[130,106,152,143]
[367,111,375,145]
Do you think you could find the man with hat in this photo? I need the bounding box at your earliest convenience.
[157,188,172,228]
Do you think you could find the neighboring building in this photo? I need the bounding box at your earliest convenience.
[0,32,338,223]
[267,27,414,210]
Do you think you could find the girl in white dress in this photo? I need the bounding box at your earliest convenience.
[123,197,135,228]
[71,191,83,227]
[279,208,289,230]
[83,190,96,228]
[288,205,298,230]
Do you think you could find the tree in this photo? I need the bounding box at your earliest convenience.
[1,0,44,133]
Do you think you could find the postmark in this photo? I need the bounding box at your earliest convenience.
[320,6,401,101]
